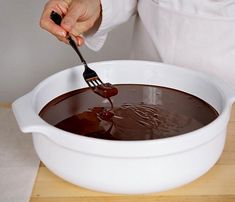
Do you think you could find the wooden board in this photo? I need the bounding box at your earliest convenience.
[29,104,235,202]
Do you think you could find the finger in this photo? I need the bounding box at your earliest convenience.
[69,17,97,36]
[57,0,71,14]
[75,36,85,46]
[56,35,69,44]
[40,1,67,37]
[57,34,83,47]
[61,1,85,32]
[40,18,67,37]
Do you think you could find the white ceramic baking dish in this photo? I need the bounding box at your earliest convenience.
[12,60,235,194]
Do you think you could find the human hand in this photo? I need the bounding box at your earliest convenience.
[40,0,101,46]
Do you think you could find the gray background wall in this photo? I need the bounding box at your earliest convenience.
[0,1,134,103]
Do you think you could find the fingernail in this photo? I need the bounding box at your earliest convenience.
[78,38,83,46]
[59,31,66,37]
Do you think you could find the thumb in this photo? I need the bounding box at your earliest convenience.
[61,1,85,32]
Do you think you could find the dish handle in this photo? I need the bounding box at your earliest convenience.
[12,92,46,134]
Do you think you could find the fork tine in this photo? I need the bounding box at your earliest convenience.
[92,80,97,85]
[86,81,92,88]
[86,79,96,87]
[94,79,100,86]
[97,78,104,85]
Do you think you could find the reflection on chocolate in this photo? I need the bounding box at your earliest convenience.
[39,84,219,141]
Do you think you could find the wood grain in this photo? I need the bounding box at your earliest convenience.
[30,104,235,202]
[0,103,11,108]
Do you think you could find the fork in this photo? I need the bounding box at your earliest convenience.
[50,11,104,88]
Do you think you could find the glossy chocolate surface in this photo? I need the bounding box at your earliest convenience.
[39,84,219,140]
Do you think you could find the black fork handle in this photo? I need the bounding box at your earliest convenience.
[50,11,88,66]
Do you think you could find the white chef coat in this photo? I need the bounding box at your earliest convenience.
[85,0,235,87]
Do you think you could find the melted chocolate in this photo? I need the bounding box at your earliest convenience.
[39,84,219,140]
[93,83,118,98]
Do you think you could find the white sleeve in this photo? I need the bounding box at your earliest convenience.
[85,0,137,51]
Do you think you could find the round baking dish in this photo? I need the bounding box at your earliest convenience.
[12,60,235,194]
